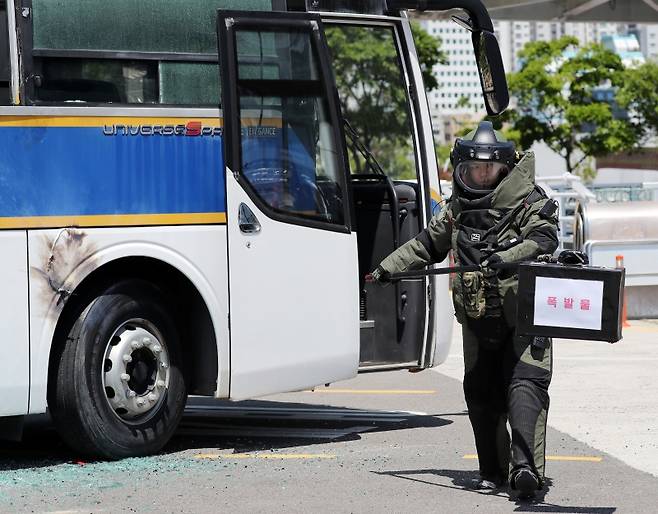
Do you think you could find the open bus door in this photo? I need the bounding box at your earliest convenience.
[217,10,361,399]
[217,4,510,396]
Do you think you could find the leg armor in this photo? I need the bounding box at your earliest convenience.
[506,334,552,482]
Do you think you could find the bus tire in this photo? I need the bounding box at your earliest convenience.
[49,279,187,459]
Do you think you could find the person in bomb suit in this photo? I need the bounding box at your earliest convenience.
[370,121,559,498]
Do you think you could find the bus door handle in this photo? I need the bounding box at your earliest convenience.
[238,203,261,234]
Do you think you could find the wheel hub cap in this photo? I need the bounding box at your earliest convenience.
[102,320,170,422]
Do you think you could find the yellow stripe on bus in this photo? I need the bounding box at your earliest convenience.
[0,116,284,128]
[0,212,227,229]
[0,116,221,127]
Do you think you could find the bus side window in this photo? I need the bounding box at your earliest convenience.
[158,63,219,106]
[26,0,274,106]
[0,5,11,104]
[33,59,158,105]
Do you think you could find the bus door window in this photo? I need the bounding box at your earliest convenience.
[234,27,345,225]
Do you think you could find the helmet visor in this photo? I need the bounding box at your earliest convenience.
[455,161,509,191]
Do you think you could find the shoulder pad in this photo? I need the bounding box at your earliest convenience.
[526,185,547,205]
[538,198,559,220]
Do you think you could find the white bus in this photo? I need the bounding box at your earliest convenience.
[0,0,508,458]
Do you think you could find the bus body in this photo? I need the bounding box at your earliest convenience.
[0,0,507,457]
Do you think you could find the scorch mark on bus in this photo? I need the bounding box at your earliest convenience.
[31,228,99,309]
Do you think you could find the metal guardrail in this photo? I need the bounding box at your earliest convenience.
[537,173,596,251]
[583,239,658,287]
[589,183,658,203]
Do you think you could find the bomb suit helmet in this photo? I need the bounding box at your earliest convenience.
[451,121,516,196]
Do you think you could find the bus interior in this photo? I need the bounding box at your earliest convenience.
[326,21,430,370]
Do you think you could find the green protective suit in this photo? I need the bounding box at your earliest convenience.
[378,151,559,485]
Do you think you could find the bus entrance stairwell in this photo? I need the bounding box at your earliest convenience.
[352,173,425,368]
[325,22,428,369]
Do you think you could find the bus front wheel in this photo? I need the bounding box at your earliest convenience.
[49,280,187,459]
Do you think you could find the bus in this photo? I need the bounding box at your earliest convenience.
[0,0,508,458]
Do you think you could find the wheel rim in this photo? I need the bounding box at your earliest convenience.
[101,319,170,424]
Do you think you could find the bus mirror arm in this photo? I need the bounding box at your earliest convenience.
[385,0,493,32]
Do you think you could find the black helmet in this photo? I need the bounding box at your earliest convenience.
[451,121,516,196]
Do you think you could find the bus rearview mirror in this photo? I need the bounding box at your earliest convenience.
[472,30,509,116]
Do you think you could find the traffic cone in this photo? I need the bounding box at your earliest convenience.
[616,255,631,328]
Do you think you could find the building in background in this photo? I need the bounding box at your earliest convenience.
[418,20,482,144]
[601,33,645,67]
[633,24,658,60]
[491,20,650,72]
[418,18,658,142]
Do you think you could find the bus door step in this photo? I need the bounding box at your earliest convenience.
[359,320,375,363]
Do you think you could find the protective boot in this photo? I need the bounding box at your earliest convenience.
[511,468,540,499]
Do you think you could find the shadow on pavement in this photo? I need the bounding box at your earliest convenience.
[169,398,453,453]
[376,469,616,513]
[0,399,453,471]
[512,503,616,514]
[0,415,70,472]
[374,468,508,497]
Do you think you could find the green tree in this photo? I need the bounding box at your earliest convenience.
[436,144,451,164]
[616,61,658,142]
[325,22,446,178]
[506,36,639,174]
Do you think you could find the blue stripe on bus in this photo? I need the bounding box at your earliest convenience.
[0,126,226,218]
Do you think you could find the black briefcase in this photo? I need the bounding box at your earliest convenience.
[516,262,625,343]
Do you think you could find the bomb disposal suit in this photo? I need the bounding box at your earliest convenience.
[374,122,559,493]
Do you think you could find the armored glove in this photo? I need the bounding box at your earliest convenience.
[480,252,502,270]
[366,266,390,284]
[536,253,557,264]
[557,250,588,266]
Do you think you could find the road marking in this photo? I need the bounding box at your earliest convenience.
[304,389,437,395]
[463,454,602,462]
[195,453,336,460]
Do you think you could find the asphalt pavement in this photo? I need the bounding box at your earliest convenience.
[1,320,657,513]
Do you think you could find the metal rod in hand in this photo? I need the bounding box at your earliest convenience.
[386,262,520,281]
